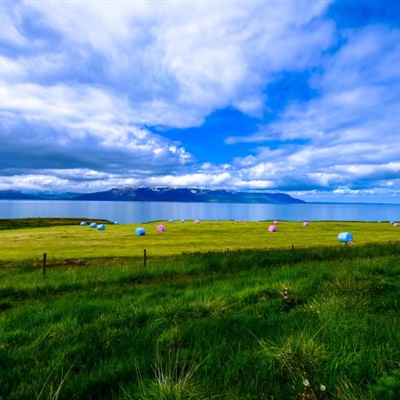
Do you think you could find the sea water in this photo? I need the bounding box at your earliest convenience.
[0,200,399,224]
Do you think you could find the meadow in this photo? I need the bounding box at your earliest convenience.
[0,218,399,262]
[0,219,400,399]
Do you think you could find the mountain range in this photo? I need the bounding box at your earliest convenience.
[0,187,306,204]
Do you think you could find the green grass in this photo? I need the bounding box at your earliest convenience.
[1,219,400,399]
[0,218,111,231]
[0,219,399,262]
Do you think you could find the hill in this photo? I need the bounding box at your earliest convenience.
[0,190,43,200]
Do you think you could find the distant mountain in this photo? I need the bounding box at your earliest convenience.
[21,190,80,200]
[0,190,79,200]
[0,187,306,204]
[72,187,306,204]
[0,190,43,200]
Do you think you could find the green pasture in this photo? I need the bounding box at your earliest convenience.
[1,219,400,399]
[0,219,399,262]
[1,241,400,399]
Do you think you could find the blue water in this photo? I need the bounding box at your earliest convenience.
[0,200,399,224]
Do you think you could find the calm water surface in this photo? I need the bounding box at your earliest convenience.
[0,200,399,223]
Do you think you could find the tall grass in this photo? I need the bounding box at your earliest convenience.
[1,241,400,399]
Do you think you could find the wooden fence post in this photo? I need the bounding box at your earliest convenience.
[43,253,47,276]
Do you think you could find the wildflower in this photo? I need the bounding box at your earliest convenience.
[303,379,310,387]
[320,384,326,391]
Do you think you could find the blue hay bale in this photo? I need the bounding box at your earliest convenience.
[80,221,87,226]
[97,224,105,230]
[90,222,97,228]
[338,232,353,243]
[114,221,119,225]
[136,227,146,236]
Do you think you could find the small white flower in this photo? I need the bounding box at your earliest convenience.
[303,379,310,387]
[320,384,326,391]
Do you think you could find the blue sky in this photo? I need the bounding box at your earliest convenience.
[1,0,400,203]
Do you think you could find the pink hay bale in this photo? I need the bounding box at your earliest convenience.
[157,225,165,232]
[268,225,277,232]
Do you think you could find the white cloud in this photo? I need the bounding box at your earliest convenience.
[0,56,25,80]
[4,0,335,127]
[0,0,335,191]
[221,23,400,197]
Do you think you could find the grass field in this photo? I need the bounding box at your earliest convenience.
[0,218,399,262]
[1,219,400,399]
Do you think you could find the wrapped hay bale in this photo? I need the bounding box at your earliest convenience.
[135,227,146,236]
[338,232,353,243]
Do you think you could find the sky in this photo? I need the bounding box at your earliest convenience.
[1,0,400,203]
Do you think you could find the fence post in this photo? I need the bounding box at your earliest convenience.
[144,249,147,268]
[43,253,47,276]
